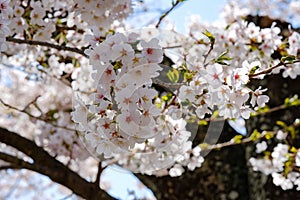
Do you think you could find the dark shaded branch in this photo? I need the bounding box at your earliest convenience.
[0,152,33,169]
[0,165,22,170]
[95,162,103,187]
[0,127,114,200]
[6,37,88,58]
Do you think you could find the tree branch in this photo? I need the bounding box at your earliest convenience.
[0,98,75,131]
[0,165,22,170]
[249,60,300,78]
[155,0,183,28]
[0,152,33,169]
[95,162,103,187]
[0,127,114,200]
[200,132,265,153]
[6,37,88,58]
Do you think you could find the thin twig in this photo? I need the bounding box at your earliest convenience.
[162,45,182,50]
[249,60,300,78]
[201,131,266,152]
[254,104,286,116]
[0,98,75,131]
[6,37,88,58]
[23,95,41,111]
[200,103,300,152]
[38,68,72,87]
[203,42,214,66]
[200,99,300,124]
[59,193,74,200]
[155,0,182,28]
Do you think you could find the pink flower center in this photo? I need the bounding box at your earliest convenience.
[213,73,219,79]
[146,48,153,55]
[234,74,240,80]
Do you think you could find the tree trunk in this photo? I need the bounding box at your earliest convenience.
[137,74,300,200]
[246,74,300,200]
[137,122,250,200]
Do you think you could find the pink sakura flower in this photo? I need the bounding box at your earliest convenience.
[230,67,249,88]
[30,1,46,26]
[205,64,224,88]
[0,0,12,15]
[250,86,270,107]
[140,38,163,63]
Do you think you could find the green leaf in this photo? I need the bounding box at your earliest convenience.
[249,129,261,141]
[166,68,179,83]
[232,135,243,143]
[202,29,215,43]
[183,71,194,82]
[198,120,208,126]
[290,146,297,153]
[211,110,219,118]
[263,151,271,157]
[113,61,123,70]
[215,61,229,65]
[276,120,287,128]
[186,115,197,123]
[287,126,297,139]
[156,102,162,109]
[284,95,300,108]
[281,55,296,63]
[264,131,274,140]
[213,50,233,65]
[199,143,210,150]
[161,92,173,102]
[249,65,260,75]
[218,50,231,59]
[284,158,293,175]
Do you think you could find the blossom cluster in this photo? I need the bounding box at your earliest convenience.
[225,0,300,25]
[71,7,300,175]
[72,31,206,175]
[249,143,300,190]
[0,0,12,51]
[0,65,90,165]
[8,0,132,41]
[73,0,132,36]
[2,0,132,79]
[173,21,278,120]
[171,11,300,123]
[250,128,300,191]
[1,0,300,195]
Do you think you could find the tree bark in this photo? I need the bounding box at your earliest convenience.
[0,127,115,200]
[136,75,300,200]
[245,74,300,200]
[137,122,250,200]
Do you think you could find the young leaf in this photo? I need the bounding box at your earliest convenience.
[202,29,215,43]
[167,68,180,83]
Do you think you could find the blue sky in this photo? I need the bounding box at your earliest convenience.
[163,0,227,32]
[129,0,227,33]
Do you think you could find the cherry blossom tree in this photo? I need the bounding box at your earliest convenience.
[0,0,300,199]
